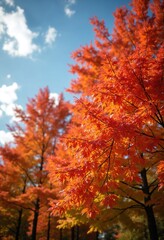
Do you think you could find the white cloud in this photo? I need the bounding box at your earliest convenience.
[0,82,19,104]
[4,0,14,7]
[68,0,76,4]
[45,27,57,45]
[0,8,5,36]
[0,130,14,145]
[0,6,40,57]
[0,82,23,122]
[0,109,3,117]
[0,103,22,121]
[64,6,75,17]
[49,92,59,106]
[64,0,76,17]
[6,74,11,79]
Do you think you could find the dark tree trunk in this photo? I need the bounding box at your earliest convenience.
[15,208,23,240]
[96,231,99,240]
[141,168,159,240]
[59,229,63,240]
[75,226,79,240]
[70,225,79,240]
[15,179,27,240]
[71,227,75,240]
[31,198,40,240]
[31,154,44,240]
[47,213,51,240]
[145,205,158,240]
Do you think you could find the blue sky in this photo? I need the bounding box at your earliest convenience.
[0,0,130,144]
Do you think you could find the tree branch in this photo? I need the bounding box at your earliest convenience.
[120,181,142,190]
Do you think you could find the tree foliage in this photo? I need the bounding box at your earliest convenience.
[47,1,164,239]
[0,87,70,239]
[0,0,163,239]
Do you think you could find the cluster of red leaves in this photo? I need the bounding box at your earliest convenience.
[47,0,164,220]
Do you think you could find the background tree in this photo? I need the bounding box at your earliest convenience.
[48,1,164,240]
[0,147,29,239]
[0,87,70,240]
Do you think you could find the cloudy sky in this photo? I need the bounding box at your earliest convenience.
[0,0,130,145]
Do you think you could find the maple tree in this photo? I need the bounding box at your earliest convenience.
[0,147,29,239]
[0,87,70,239]
[47,1,164,240]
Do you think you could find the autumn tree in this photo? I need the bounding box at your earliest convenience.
[0,87,70,240]
[0,145,29,239]
[47,1,164,240]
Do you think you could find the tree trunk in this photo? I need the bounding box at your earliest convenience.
[70,225,79,240]
[15,179,27,240]
[71,227,75,240]
[15,208,23,240]
[96,231,99,240]
[141,168,159,240]
[31,198,40,240]
[47,213,51,240]
[59,229,63,240]
[75,226,79,240]
[145,206,158,240]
